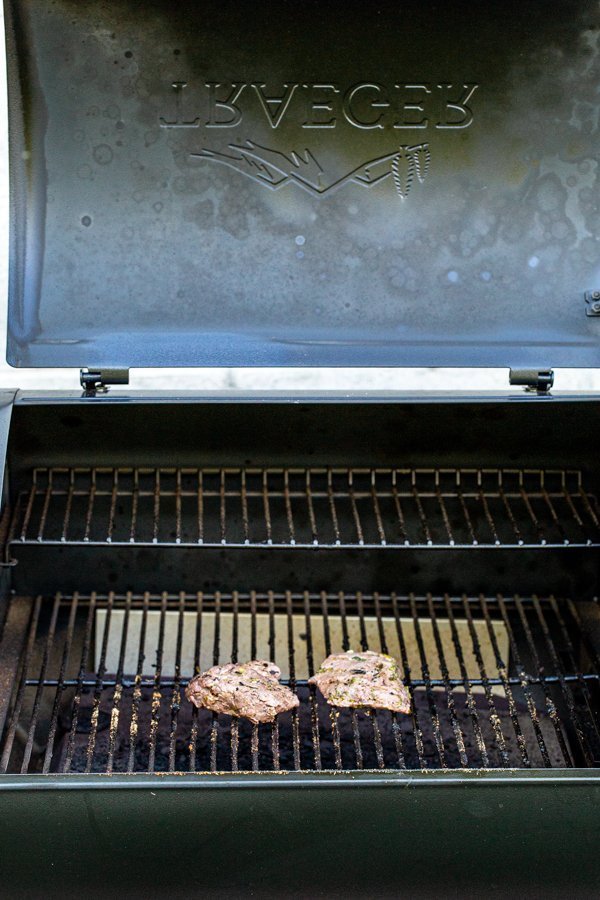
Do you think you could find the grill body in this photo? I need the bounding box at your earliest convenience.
[4,0,600,892]
[0,392,600,895]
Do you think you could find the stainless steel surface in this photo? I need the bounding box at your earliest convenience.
[8,466,600,549]
[5,0,600,368]
[0,591,598,774]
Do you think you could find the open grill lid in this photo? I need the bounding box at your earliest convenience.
[4,0,600,369]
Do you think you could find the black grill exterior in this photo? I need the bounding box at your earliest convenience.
[2,0,600,892]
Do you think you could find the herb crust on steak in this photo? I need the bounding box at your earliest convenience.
[308,650,410,713]
[185,659,299,724]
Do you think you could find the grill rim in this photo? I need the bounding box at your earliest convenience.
[0,768,599,788]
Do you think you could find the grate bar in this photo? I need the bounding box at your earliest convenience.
[268,591,280,770]
[209,593,221,772]
[64,592,96,772]
[320,591,342,770]
[391,592,426,769]
[327,470,341,545]
[284,472,296,545]
[22,673,600,690]
[286,591,301,770]
[41,593,78,773]
[197,471,204,544]
[240,471,250,544]
[147,592,167,772]
[127,592,149,773]
[303,590,322,770]
[230,590,239,772]
[457,480,477,545]
[339,591,364,769]
[371,474,387,545]
[85,592,114,772]
[409,593,446,766]
[374,592,405,768]
[305,472,318,545]
[106,472,118,542]
[106,592,132,774]
[435,473,455,545]
[477,476,500,545]
[188,593,203,772]
[391,473,409,545]
[168,593,186,772]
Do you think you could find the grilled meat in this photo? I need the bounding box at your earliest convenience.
[185,659,299,724]
[309,650,410,713]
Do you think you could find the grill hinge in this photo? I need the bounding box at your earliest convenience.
[80,368,130,396]
[509,368,554,395]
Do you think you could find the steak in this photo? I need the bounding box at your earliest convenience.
[308,650,411,713]
[185,659,300,724]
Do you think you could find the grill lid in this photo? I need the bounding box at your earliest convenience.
[5,0,600,369]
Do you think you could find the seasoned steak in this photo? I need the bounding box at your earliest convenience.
[185,659,299,724]
[309,650,410,713]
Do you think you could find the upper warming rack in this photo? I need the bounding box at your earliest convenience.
[7,466,600,549]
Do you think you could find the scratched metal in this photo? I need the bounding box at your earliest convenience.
[4,0,600,367]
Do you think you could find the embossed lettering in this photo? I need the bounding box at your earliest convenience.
[251,83,300,129]
[159,81,200,128]
[343,83,389,129]
[436,83,479,129]
[393,83,431,129]
[302,84,339,129]
[205,82,246,128]
[162,80,479,131]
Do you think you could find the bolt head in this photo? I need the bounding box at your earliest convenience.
[593,291,600,300]
[592,301,600,313]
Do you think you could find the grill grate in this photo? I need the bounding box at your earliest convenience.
[8,466,600,548]
[1,591,599,774]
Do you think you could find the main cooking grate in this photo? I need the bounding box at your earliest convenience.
[8,467,600,548]
[1,591,599,774]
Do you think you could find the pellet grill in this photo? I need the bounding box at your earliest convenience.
[1,0,600,897]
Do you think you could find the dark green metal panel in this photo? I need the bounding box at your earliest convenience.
[0,773,599,898]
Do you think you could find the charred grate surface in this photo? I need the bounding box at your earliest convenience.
[7,466,600,549]
[0,592,599,774]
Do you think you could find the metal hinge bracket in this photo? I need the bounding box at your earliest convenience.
[80,368,130,396]
[585,290,600,316]
[509,368,554,394]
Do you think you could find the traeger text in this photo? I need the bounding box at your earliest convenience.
[160,81,479,130]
